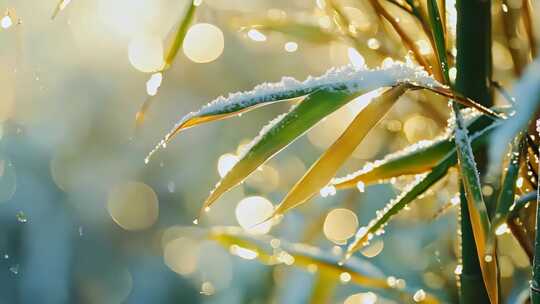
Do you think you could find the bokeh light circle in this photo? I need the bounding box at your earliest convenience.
[107,181,159,231]
[183,23,225,63]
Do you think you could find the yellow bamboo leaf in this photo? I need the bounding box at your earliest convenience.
[273,85,406,216]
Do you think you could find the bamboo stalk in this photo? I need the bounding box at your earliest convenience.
[532,121,540,303]
[455,0,494,302]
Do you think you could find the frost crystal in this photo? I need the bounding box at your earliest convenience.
[147,62,442,162]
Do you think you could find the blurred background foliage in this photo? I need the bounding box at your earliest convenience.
[0,0,534,303]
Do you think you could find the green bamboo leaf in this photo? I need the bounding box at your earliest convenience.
[273,86,406,216]
[486,134,525,255]
[333,137,452,189]
[146,63,442,163]
[162,1,197,69]
[344,121,498,258]
[51,0,71,19]
[333,111,497,190]
[135,1,197,127]
[201,89,358,214]
[144,64,443,213]
[426,0,450,84]
[452,104,499,304]
[345,152,456,258]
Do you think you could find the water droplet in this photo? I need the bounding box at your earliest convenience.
[1,15,13,29]
[454,264,463,275]
[495,223,509,235]
[339,272,351,283]
[16,211,27,223]
[3,254,8,259]
[284,41,298,53]
[484,255,493,263]
[167,181,175,193]
[387,276,397,287]
[193,218,199,225]
[356,181,365,192]
[247,29,267,42]
[200,281,215,296]
[516,177,524,188]
[9,264,19,275]
[413,289,426,302]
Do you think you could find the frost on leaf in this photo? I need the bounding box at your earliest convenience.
[332,107,489,189]
[146,61,442,162]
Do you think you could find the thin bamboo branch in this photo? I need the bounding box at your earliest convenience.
[523,0,537,58]
[368,0,435,76]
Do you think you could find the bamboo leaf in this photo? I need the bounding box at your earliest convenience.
[308,273,337,304]
[135,1,197,127]
[345,152,456,258]
[201,89,358,214]
[368,0,433,76]
[208,227,440,303]
[146,63,442,163]
[486,134,525,255]
[333,137,452,189]
[210,226,387,288]
[273,86,406,216]
[490,58,540,166]
[452,104,499,304]
[333,111,497,190]
[344,121,498,258]
[508,191,536,219]
[426,0,449,84]
[162,2,197,69]
[51,0,71,19]
[245,21,336,44]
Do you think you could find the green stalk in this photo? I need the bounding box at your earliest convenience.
[455,0,493,303]
[533,130,540,302]
[532,180,540,302]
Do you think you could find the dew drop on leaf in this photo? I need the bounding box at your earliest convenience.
[16,211,27,223]
[9,264,18,275]
[413,289,426,302]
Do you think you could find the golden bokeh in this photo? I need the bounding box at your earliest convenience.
[183,23,224,63]
[164,237,199,275]
[128,34,164,72]
[107,181,159,231]
[323,208,358,244]
[245,164,280,192]
[403,114,439,143]
[344,292,377,304]
[360,239,384,258]
[217,153,239,178]
[235,196,274,234]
